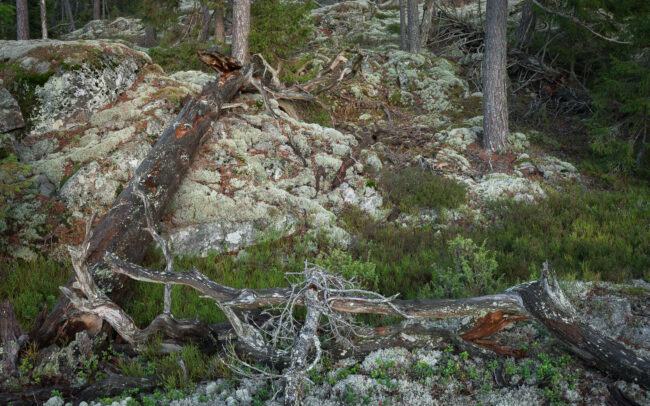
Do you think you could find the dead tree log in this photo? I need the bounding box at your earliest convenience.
[104,257,650,390]
[32,62,253,348]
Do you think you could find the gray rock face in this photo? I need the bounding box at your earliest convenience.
[61,17,146,45]
[9,40,376,256]
[0,88,25,133]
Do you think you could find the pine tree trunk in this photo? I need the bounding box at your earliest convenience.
[16,0,30,40]
[407,0,419,52]
[144,26,157,47]
[40,0,48,39]
[399,0,407,50]
[62,0,75,31]
[419,0,436,49]
[93,0,100,20]
[482,0,508,153]
[199,5,211,42]
[215,6,225,42]
[232,0,250,64]
[513,0,536,49]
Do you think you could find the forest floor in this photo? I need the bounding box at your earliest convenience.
[1,1,649,405]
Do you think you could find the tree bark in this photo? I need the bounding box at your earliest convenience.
[419,0,436,49]
[215,6,225,42]
[40,0,48,39]
[232,0,250,64]
[16,0,29,40]
[31,60,254,349]
[93,0,100,20]
[482,0,508,153]
[62,0,75,31]
[407,0,419,52]
[199,4,211,42]
[399,0,407,50]
[143,26,157,47]
[513,0,536,49]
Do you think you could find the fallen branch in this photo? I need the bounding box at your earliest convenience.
[103,253,650,391]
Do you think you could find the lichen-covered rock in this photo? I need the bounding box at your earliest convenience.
[434,127,480,151]
[62,17,146,45]
[385,51,468,117]
[34,331,93,378]
[536,156,579,182]
[472,172,546,202]
[507,132,530,153]
[165,101,375,255]
[0,88,25,133]
[59,160,121,209]
[0,40,152,137]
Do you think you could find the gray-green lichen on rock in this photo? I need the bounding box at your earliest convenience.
[472,172,546,202]
[34,331,93,379]
[165,98,379,255]
[61,17,146,46]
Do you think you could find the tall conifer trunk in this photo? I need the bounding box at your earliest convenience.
[482,0,509,153]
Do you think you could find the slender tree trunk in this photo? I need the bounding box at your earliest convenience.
[419,0,436,49]
[232,0,250,64]
[407,0,419,52]
[199,4,211,42]
[215,6,225,42]
[62,0,75,31]
[40,0,48,39]
[482,0,509,153]
[399,0,407,50]
[16,0,30,40]
[144,26,157,47]
[93,0,100,20]
[514,0,536,49]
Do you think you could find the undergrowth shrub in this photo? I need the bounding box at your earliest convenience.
[250,0,316,63]
[378,166,467,214]
[148,41,215,73]
[0,257,70,330]
[316,249,378,290]
[419,236,503,299]
[468,185,650,282]
[124,232,321,326]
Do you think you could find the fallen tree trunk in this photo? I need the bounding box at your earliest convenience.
[32,63,253,347]
[103,255,650,390]
[56,197,649,403]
